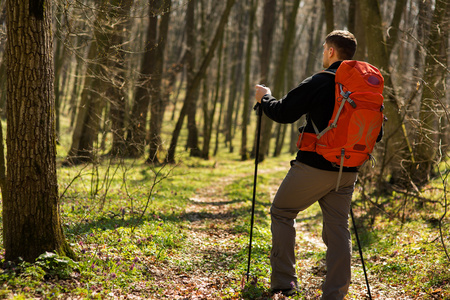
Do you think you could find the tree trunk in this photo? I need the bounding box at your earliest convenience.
[147,0,172,164]
[225,1,246,153]
[413,0,449,185]
[254,0,277,161]
[359,0,413,184]
[126,1,161,157]
[0,41,6,117]
[201,31,224,160]
[4,0,73,262]
[304,2,324,77]
[322,0,333,34]
[54,5,66,144]
[108,0,134,157]
[385,0,407,57]
[214,29,230,157]
[0,3,5,116]
[290,2,320,153]
[352,0,367,61]
[240,0,257,161]
[69,38,87,130]
[185,0,201,157]
[65,0,115,165]
[272,0,302,157]
[0,118,6,201]
[166,0,236,163]
[347,0,355,34]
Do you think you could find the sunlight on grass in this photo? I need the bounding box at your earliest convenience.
[0,149,449,299]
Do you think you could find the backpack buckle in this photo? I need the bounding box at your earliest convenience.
[340,85,357,108]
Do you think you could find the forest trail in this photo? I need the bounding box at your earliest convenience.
[147,171,249,299]
[146,164,412,299]
[145,162,322,299]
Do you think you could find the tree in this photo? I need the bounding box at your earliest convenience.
[224,1,247,153]
[54,4,69,143]
[200,0,227,160]
[185,0,201,157]
[214,28,230,157]
[348,0,366,61]
[3,0,73,262]
[359,0,412,184]
[107,0,134,156]
[240,0,257,160]
[413,0,449,185]
[272,0,302,157]
[147,0,172,164]
[254,0,277,161]
[126,0,167,158]
[322,0,333,34]
[165,0,237,163]
[0,1,6,116]
[65,0,121,164]
[201,32,224,160]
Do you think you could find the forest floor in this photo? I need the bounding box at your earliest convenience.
[136,160,446,299]
[0,154,448,299]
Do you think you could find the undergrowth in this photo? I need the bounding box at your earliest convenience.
[0,151,448,299]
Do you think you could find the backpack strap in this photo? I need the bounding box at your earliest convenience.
[321,70,337,76]
[311,119,320,135]
[335,149,345,191]
[309,69,337,137]
[316,83,357,140]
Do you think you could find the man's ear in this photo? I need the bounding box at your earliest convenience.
[329,47,335,57]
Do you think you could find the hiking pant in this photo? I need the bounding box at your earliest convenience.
[270,160,358,300]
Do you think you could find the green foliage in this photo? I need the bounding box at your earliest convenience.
[35,252,77,279]
[0,152,448,299]
[241,277,269,299]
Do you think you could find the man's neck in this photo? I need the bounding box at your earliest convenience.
[327,61,342,69]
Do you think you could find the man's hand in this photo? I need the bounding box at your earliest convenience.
[255,84,272,103]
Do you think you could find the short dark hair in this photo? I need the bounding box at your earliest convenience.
[325,30,357,60]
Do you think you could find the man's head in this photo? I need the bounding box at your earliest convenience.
[322,30,357,68]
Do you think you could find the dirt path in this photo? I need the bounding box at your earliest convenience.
[146,174,246,299]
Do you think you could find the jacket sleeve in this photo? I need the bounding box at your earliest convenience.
[260,76,316,124]
[259,72,335,129]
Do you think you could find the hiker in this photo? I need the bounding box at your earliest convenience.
[254,30,381,299]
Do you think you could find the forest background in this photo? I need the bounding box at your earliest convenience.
[0,0,448,299]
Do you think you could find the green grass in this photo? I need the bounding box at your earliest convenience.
[0,148,448,299]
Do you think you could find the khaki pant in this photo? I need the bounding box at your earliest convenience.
[270,160,358,300]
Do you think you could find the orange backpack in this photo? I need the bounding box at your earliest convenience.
[297,60,384,188]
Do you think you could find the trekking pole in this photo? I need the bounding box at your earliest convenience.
[350,206,372,300]
[246,101,263,282]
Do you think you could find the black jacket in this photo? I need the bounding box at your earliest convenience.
[260,61,359,172]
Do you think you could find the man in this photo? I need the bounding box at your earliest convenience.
[255,30,359,299]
